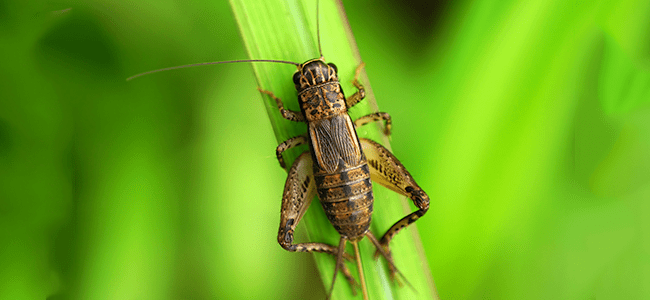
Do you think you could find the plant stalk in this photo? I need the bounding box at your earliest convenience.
[229,0,439,299]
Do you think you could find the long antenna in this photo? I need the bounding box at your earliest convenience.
[126,59,300,81]
[316,0,323,59]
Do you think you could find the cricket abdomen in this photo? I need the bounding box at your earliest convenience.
[315,162,374,240]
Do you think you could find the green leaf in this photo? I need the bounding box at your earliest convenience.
[598,35,650,115]
[229,0,439,299]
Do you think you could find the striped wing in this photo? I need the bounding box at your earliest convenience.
[309,115,362,174]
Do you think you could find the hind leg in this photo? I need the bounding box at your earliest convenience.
[360,138,430,281]
[277,152,358,292]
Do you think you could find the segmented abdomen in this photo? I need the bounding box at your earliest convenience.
[315,162,373,240]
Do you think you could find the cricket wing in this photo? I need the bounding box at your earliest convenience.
[310,115,362,173]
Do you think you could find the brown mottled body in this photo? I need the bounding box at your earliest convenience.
[296,60,373,241]
[269,58,430,299]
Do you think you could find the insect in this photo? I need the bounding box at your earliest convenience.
[271,58,430,299]
[128,1,430,299]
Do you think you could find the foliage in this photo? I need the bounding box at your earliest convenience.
[1,0,649,299]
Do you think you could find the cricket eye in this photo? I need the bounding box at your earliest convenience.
[292,71,302,86]
[327,63,338,73]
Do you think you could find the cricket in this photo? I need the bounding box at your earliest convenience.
[128,1,430,299]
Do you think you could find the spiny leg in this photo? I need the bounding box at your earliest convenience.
[258,87,305,122]
[326,237,348,300]
[359,138,430,280]
[366,232,415,292]
[345,62,366,109]
[276,135,308,169]
[277,152,358,291]
[354,112,392,136]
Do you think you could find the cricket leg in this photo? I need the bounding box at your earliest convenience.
[359,138,430,281]
[345,62,366,109]
[276,135,308,169]
[277,152,358,292]
[326,237,349,300]
[354,112,392,136]
[258,87,305,122]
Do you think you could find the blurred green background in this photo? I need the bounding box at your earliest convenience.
[1,0,649,299]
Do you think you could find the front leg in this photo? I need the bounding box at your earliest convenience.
[345,63,366,109]
[258,87,305,122]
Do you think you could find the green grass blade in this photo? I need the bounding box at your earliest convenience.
[229,0,440,299]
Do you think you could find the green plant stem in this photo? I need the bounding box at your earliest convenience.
[229,0,439,299]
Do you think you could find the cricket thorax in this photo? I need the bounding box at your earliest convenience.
[299,83,347,121]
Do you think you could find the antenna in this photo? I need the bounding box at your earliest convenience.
[316,0,323,59]
[127,59,300,81]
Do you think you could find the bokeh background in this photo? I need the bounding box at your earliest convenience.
[1,0,649,299]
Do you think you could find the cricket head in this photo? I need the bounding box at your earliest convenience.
[293,58,339,92]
